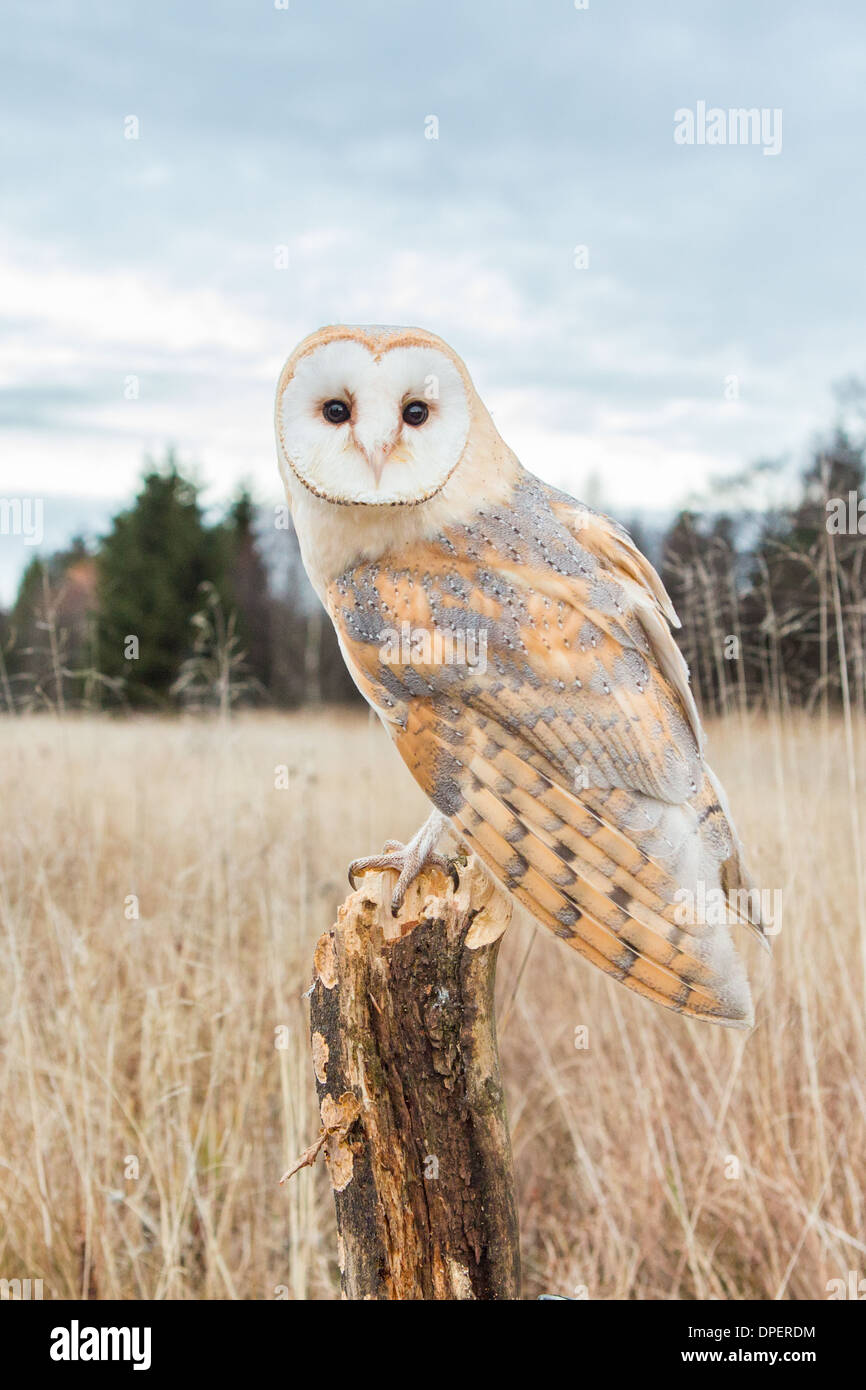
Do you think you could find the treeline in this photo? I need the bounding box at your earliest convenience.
[0,453,359,712]
[1,413,864,716]
[660,420,866,717]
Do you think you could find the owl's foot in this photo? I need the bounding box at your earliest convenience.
[348,809,459,916]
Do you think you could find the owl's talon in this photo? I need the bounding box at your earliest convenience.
[347,850,405,892]
[347,848,457,913]
[346,810,456,915]
[389,851,457,916]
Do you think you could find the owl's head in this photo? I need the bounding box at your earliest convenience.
[275,325,480,506]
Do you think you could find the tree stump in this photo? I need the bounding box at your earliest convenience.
[305,855,519,1300]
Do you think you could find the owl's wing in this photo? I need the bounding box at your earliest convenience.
[546,487,764,946]
[328,482,756,1026]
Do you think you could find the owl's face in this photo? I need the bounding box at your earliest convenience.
[275,326,473,506]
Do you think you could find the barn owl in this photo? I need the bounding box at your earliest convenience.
[275,324,765,1028]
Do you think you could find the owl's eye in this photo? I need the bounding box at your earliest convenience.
[322,399,351,424]
[402,400,429,427]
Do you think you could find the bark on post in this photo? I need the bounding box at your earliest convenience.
[307,856,520,1300]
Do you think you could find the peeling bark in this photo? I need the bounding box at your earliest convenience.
[308,856,520,1300]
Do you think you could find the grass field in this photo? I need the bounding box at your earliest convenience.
[1,708,865,1300]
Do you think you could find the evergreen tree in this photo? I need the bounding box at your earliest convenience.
[223,487,271,694]
[96,453,227,706]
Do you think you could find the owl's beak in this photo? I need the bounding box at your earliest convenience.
[367,450,388,486]
[363,439,397,488]
[353,411,401,489]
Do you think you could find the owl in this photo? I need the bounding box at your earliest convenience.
[275,324,765,1028]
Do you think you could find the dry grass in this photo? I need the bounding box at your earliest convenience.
[1,708,864,1300]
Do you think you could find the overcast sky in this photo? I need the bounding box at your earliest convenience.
[1,0,864,540]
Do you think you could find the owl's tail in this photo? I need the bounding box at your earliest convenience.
[450,743,757,1029]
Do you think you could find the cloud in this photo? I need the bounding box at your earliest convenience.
[0,0,862,522]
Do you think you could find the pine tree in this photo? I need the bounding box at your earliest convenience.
[223,488,271,694]
[96,453,227,706]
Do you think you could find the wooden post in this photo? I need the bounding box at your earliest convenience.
[301,855,519,1300]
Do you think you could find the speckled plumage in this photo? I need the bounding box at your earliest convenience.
[276,325,764,1028]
